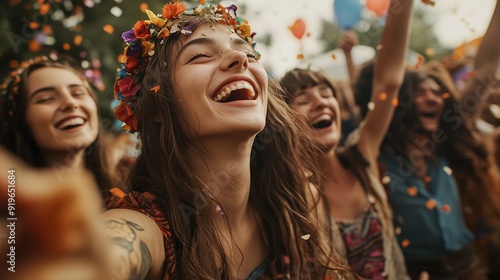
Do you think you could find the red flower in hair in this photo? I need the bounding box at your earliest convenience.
[115,102,138,131]
[125,56,139,71]
[116,76,141,97]
[134,20,151,39]
[162,1,186,19]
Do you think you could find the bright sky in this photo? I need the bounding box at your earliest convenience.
[224,0,497,77]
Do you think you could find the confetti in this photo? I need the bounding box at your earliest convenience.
[301,234,311,240]
[331,54,336,60]
[9,60,19,68]
[110,6,123,17]
[297,54,304,59]
[440,204,451,213]
[424,176,432,183]
[367,102,375,111]
[415,55,424,69]
[378,92,387,101]
[103,24,115,34]
[443,166,452,175]
[441,92,450,99]
[425,48,435,56]
[109,187,125,198]
[392,98,399,107]
[150,85,160,93]
[200,0,206,4]
[74,35,82,46]
[421,0,435,6]
[407,186,418,197]
[283,255,290,265]
[28,40,41,52]
[381,176,391,184]
[426,199,437,209]
[376,44,383,51]
[62,42,71,51]
[140,3,149,13]
[401,239,410,247]
[395,227,401,235]
[39,3,50,15]
[29,22,39,29]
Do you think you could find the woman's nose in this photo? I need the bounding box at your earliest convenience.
[220,50,249,71]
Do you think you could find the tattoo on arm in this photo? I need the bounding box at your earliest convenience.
[104,219,152,280]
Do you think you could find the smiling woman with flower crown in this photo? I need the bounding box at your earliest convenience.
[101,1,353,279]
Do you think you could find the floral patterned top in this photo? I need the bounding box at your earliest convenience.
[337,206,385,279]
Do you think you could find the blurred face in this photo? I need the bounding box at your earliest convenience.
[25,67,99,154]
[291,84,341,150]
[172,24,268,139]
[413,78,444,133]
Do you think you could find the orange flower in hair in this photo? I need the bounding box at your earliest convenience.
[134,20,152,39]
[162,0,186,19]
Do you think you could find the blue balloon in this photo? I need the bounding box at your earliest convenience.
[334,0,363,29]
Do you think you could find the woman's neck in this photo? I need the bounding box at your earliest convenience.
[188,136,254,226]
[43,150,87,173]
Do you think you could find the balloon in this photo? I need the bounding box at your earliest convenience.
[366,0,390,17]
[289,18,306,40]
[333,0,363,29]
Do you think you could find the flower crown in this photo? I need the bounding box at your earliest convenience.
[114,1,259,133]
[1,55,58,127]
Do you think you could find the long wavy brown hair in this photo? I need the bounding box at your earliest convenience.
[383,70,500,234]
[126,15,348,279]
[0,59,112,199]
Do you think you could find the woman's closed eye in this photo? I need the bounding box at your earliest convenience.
[188,52,210,62]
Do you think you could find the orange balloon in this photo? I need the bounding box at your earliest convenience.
[289,18,306,40]
[366,0,390,17]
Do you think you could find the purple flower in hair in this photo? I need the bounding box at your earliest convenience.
[227,4,237,15]
[126,43,143,56]
[122,29,136,43]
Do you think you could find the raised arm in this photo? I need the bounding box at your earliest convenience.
[460,0,500,120]
[100,209,166,280]
[358,0,413,164]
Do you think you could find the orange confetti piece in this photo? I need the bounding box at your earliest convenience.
[199,0,206,4]
[407,186,418,197]
[401,239,410,247]
[440,204,451,213]
[29,22,39,29]
[109,187,125,198]
[28,39,41,52]
[97,84,106,91]
[441,92,450,99]
[392,98,399,107]
[421,0,435,6]
[424,176,431,183]
[103,24,114,34]
[331,54,336,60]
[62,43,71,51]
[150,85,160,93]
[426,199,437,210]
[415,55,424,70]
[140,3,149,13]
[39,3,50,15]
[74,35,82,46]
[42,25,52,34]
[297,54,304,59]
[9,60,19,68]
[378,92,387,101]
